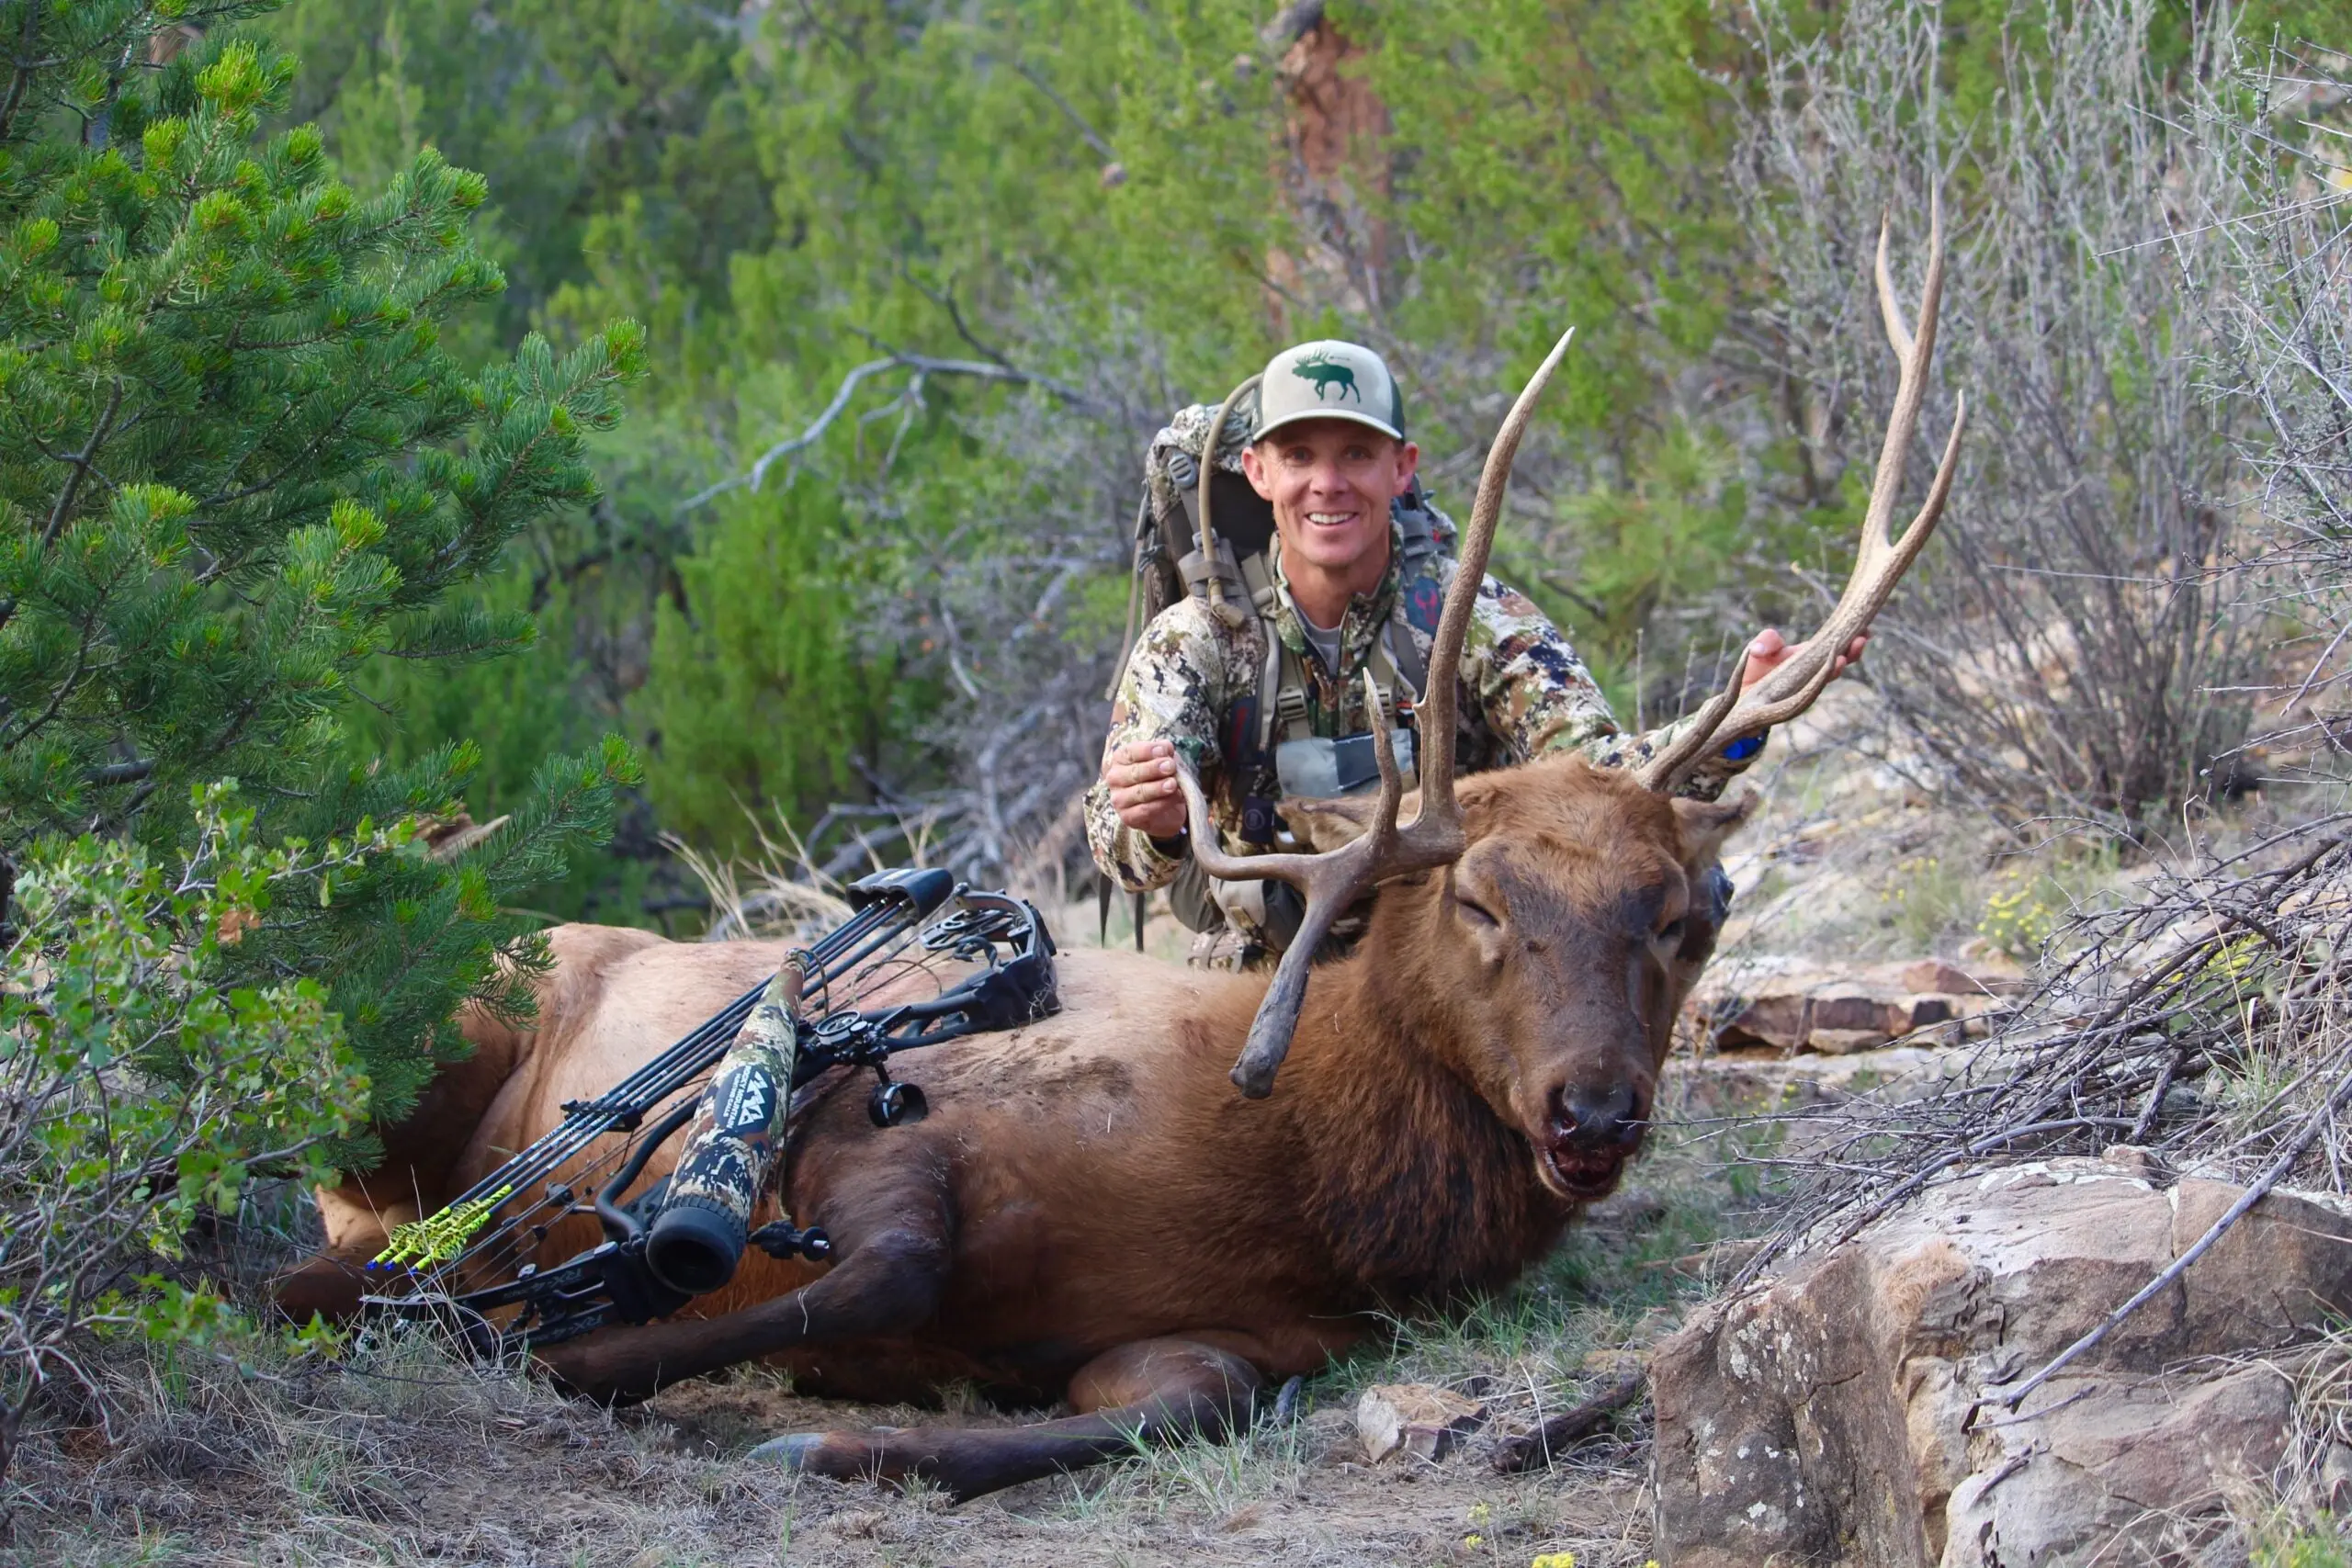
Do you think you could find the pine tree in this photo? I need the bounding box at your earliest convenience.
[0,1,645,1122]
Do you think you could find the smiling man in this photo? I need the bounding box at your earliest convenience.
[1085,339,1855,967]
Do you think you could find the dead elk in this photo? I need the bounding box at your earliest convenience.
[283,212,1963,1500]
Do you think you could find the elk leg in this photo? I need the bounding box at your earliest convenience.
[270,1186,420,1322]
[750,1337,1263,1502]
[536,1174,951,1404]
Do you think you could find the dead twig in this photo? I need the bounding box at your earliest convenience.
[1488,1370,1644,1472]
[675,353,1102,514]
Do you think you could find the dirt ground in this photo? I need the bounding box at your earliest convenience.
[10,1258,1666,1568]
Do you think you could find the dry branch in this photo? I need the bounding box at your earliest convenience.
[675,352,1103,514]
[1488,1369,1645,1472]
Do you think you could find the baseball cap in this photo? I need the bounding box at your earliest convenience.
[1251,340,1406,443]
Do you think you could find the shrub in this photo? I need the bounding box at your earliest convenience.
[0,787,374,1477]
[0,3,644,1118]
[0,1,642,1476]
[1732,0,2267,827]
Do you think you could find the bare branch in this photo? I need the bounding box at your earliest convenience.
[675,353,1105,514]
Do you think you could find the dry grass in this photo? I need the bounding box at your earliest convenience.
[0,1110,1775,1567]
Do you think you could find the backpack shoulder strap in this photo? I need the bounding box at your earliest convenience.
[1385,540,1453,704]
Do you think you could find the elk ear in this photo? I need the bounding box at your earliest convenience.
[1670,790,1758,865]
[1280,794,1402,852]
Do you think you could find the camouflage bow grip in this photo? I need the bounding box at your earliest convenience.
[370,867,956,1274]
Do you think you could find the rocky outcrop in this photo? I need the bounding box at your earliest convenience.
[1650,1156,2352,1567]
[1687,956,2021,1055]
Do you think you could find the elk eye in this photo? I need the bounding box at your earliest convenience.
[1458,897,1498,929]
[1656,918,1687,944]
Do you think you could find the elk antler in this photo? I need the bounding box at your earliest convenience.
[1178,327,1578,1099]
[1635,197,1969,795]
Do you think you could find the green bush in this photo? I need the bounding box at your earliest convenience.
[0,2,644,1114]
[0,788,372,1475]
[638,478,898,856]
[0,0,642,1472]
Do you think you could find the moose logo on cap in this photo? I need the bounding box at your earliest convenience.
[1293,350,1362,404]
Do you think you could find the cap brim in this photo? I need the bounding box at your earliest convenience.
[1251,408,1405,444]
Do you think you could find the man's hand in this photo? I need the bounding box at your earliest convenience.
[1102,739,1189,841]
[1738,627,1868,693]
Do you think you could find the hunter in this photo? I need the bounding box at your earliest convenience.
[1087,339,1860,966]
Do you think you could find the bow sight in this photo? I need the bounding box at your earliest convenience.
[363,871,1057,1359]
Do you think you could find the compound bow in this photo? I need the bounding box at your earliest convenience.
[364,871,1057,1359]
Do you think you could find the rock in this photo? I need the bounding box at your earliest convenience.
[2098,1143,2165,1180]
[1940,1367,2289,1567]
[1688,955,2000,1054]
[1666,1044,1959,1124]
[1906,994,1957,1028]
[1651,1159,2352,1567]
[1901,958,1979,995]
[1356,1383,1487,1463]
[2324,1441,2352,1512]
[1901,958,2028,998]
[1805,1026,1892,1055]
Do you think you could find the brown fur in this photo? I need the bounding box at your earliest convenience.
[283,756,1750,1495]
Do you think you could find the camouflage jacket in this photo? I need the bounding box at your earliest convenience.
[1085,525,1757,894]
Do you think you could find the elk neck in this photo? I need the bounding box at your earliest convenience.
[1271,884,1577,1308]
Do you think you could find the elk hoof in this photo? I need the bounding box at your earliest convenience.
[746,1432,836,1473]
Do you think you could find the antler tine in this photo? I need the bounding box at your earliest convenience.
[1224,680,1407,1097]
[1875,211,1916,362]
[1636,195,1964,795]
[1176,330,1577,1099]
[1857,194,1944,568]
[1179,673,1410,1098]
[1409,326,1577,851]
[1175,674,1403,894]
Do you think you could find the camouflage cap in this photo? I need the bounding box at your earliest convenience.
[1252,340,1406,444]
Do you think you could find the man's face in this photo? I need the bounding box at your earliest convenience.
[1242,419,1420,582]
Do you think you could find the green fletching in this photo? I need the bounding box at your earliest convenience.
[373,1185,512,1268]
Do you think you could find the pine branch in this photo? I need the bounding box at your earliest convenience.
[36,378,122,551]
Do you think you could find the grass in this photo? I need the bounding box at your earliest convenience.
[3,1319,741,1567]
[4,1138,1745,1567]
[2262,1532,2352,1568]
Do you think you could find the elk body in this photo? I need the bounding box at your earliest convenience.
[286,212,1963,1499]
[290,760,1749,1497]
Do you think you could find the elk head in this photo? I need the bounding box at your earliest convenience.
[1181,198,1966,1105]
[1287,760,1755,1200]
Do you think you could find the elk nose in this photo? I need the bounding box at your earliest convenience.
[1548,1082,1643,1149]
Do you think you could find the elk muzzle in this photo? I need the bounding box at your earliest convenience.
[1535,1077,1647,1201]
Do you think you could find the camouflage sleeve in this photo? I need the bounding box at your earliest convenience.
[1462,569,1758,802]
[1581,709,1754,802]
[1084,598,1246,894]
